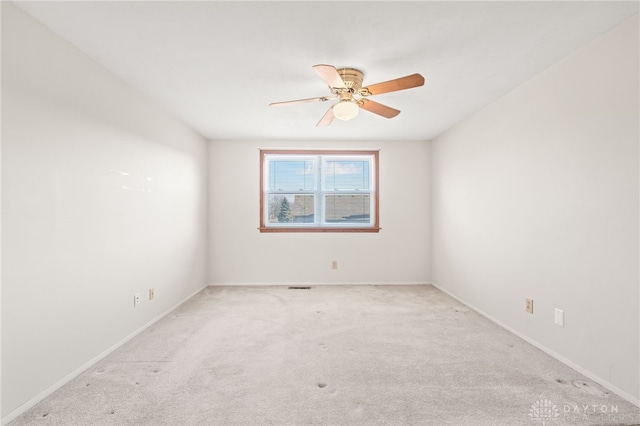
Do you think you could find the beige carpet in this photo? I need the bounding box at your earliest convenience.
[9,285,640,425]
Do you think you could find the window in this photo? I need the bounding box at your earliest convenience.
[260,150,380,233]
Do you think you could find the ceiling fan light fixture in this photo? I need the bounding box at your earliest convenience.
[270,64,425,127]
[333,100,359,121]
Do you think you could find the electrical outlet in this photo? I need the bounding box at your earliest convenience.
[331,260,338,270]
[134,293,140,307]
[554,308,564,327]
[149,288,155,301]
[525,298,534,314]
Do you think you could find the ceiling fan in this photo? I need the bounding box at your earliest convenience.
[269,64,425,127]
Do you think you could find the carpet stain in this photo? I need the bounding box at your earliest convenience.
[555,378,567,384]
[317,383,327,388]
[572,379,610,397]
[318,343,327,350]
[42,413,48,418]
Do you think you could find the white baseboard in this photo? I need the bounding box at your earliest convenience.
[1,285,208,426]
[431,283,640,408]
[208,281,431,286]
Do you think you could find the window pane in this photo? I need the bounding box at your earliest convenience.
[268,160,314,190]
[260,150,379,232]
[324,194,370,223]
[266,194,315,224]
[324,160,370,190]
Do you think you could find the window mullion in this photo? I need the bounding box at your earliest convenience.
[316,156,323,226]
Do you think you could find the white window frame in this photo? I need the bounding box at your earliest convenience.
[259,149,380,233]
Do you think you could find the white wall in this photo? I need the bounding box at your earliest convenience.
[1,3,208,420]
[209,140,430,285]
[431,14,639,403]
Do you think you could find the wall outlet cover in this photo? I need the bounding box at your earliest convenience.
[555,308,564,327]
[525,298,534,314]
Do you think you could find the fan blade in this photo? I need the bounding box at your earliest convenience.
[313,64,346,89]
[360,73,425,96]
[358,99,400,118]
[316,107,335,127]
[269,96,332,107]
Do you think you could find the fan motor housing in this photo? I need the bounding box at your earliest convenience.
[335,68,364,92]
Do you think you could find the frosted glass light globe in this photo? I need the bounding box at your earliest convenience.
[333,101,359,121]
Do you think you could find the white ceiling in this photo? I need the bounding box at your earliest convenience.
[15,1,639,141]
